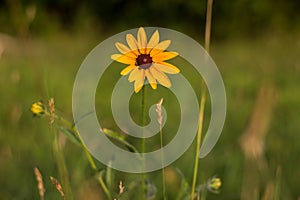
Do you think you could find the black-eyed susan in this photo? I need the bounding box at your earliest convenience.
[111,27,180,93]
[30,101,45,116]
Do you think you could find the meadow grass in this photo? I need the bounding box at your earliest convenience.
[0,29,299,199]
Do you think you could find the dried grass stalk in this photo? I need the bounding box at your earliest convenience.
[155,98,163,128]
[50,176,65,198]
[34,167,45,200]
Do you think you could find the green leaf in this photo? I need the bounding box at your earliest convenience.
[57,126,81,146]
[101,128,140,154]
[102,128,126,141]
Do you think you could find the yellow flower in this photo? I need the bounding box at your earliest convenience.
[207,177,222,192]
[30,102,44,116]
[111,27,180,93]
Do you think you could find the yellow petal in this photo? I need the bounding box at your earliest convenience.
[111,54,135,64]
[128,68,140,82]
[150,66,171,88]
[126,34,139,52]
[152,51,178,62]
[120,65,136,75]
[153,62,180,74]
[137,27,147,53]
[115,42,130,54]
[115,42,138,57]
[146,30,159,54]
[150,40,171,56]
[145,69,157,89]
[134,70,145,93]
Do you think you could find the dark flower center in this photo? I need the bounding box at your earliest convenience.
[136,54,153,69]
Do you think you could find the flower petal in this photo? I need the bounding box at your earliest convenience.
[115,42,131,54]
[128,68,140,82]
[137,27,147,53]
[120,65,136,75]
[115,43,138,58]
[150,66,171,88]
[153,62,180,74]
[126,34,139,52]
[111,54,135,64]
[145,69,157,89]
[152,51,178,62]
[150,40,171,56]
[134,70,145,93]
[146,30,159,54]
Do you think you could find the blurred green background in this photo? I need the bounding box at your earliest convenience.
[1,0,300,199]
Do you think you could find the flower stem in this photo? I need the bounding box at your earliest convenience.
[141,86,146,200]
[191,0,213,199]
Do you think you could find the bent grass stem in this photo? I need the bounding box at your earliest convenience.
[190,86,206,200]
[191,0,213,199]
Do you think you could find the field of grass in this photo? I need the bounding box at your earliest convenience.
[0,29,299,199]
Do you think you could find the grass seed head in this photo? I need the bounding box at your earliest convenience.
[34,167,45,199]
[48,98,55,125]
[50,176,65,197]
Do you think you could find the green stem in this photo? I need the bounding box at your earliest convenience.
[160,128,166,200]
[51,112,98,171]
[71,127,97,170]
[190,0,213,199]
[201,186,207,200]
[98,171,113,200]
[70,125,113,199]
[52,128,73,200]
[204,0,213,53]
[190,87,206,200]
[141,86,146,200]
[48,113,111,199]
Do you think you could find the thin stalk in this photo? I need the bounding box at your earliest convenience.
[52,128,73,200]
[71,127,97,170]
[200,187,208,200]
[190,86,206,200]
[205,0,213,53]
[47,112,111,199]
[141,86,146,200]
[160,128,166,199]
[70,123,112,199]
[274,167,281,200]
[50,112,97,171]
[190,0,213,199]
[156,98,166,199]
[98,171,113,200]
